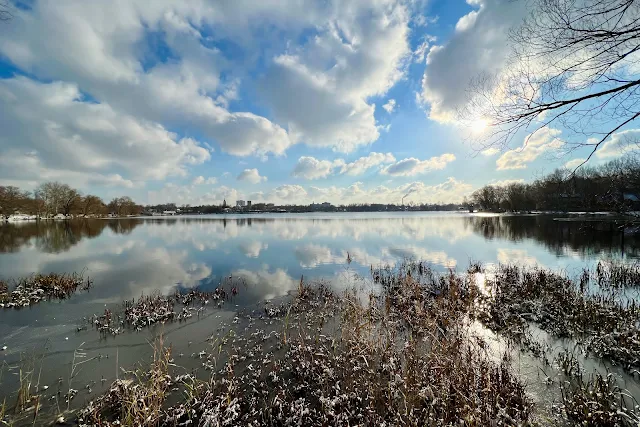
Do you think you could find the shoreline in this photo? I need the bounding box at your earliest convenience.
[1,260,639,425]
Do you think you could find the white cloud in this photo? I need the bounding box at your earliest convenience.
[418,0,527,122]
[488,179,525,187]
[596,129,640,159]
[292,152,396,180]
[338,152,396,176]
[237,168,267,184]
[269,184,308,202]
[260,1,411,152]
[292,157,336,180]
[146,183,241,206]
[481,147,499,156]
[496,127,564,170]
[0,1,297,159]
[192,176,218,185]
[564,158,586,170]
[0,151,138,191]
[413,34,437,63]
[380,153,456,176]
[147,176,474,207]
[413,14,439,28]
[382,99,397,114]
[0,77,210,187]
[291,177,472,205]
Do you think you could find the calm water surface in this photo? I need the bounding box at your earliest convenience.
[0,212,637,420]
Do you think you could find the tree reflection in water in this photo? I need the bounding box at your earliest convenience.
[0,219,142,253]
[0,215,637,260]
[465,215,639,259]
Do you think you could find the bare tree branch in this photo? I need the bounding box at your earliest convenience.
[465,0,640,162]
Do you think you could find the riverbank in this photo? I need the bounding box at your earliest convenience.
[1,259,639,426]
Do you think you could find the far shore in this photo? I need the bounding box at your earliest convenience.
[3,209,640,224]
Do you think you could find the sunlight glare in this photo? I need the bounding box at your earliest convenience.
[470,118,489,133]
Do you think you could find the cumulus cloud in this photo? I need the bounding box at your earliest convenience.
[418,0,527,122]
[292,157,336,180]
[413,34,437,63]
[302,177,472,205]
[496,127,564,170]
[481,147,499,156]
[292,152,396,180]
[0,77,210,187]
[0,151,138,191]
[146,183,242,206]
[488,179,525,187]
[382,99,397,114]
[564,158,587,170]
[237,168,267,184]
[269,184,308,202]
[147,176,473,207]
[0,1,297,160]
[260,1,411,152]
[337,152,396,176]
[380,153,456,176]
[596,129,640,159]
[192,176,217,185]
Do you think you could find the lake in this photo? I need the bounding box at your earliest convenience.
[0,212,638,422]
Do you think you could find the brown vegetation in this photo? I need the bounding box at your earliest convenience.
[0,272,92,308]
[3,259,640,425]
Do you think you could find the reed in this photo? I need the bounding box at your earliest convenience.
[0,272,92,309]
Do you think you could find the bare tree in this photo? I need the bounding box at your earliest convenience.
[59,186,81,216]
[0,186,30,219]
[35,182,81,217]
[108,196,140,216]
[467,0,640,168]
[78,195,105,217]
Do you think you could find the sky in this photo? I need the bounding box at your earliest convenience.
[0,0,634,206]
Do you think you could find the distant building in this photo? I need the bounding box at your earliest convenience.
[236,200,246,207]
[222,199,227,208]
[163,210,176,215]
[247,201,252,208]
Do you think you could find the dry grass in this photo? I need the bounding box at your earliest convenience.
[91,287,231,336]
[474,263,640,369]
[595,260,640,289]
[0,281,8,304]
[561,370,639,426]
[0,272,92,308]
[159,270,533,426]
[78,336,173,426]
[5,259,638,426]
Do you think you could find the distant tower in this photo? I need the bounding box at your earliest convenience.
[222,199,227,208]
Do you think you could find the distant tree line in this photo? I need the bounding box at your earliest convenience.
[4,155,639,220]
[469,156,640,212]
[0,182,142,219]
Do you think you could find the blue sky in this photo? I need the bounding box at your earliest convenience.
[0,0,634,206]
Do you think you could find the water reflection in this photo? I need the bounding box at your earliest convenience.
[0,214,637,307]
[466,215,638,258]
[0,219,142,253]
